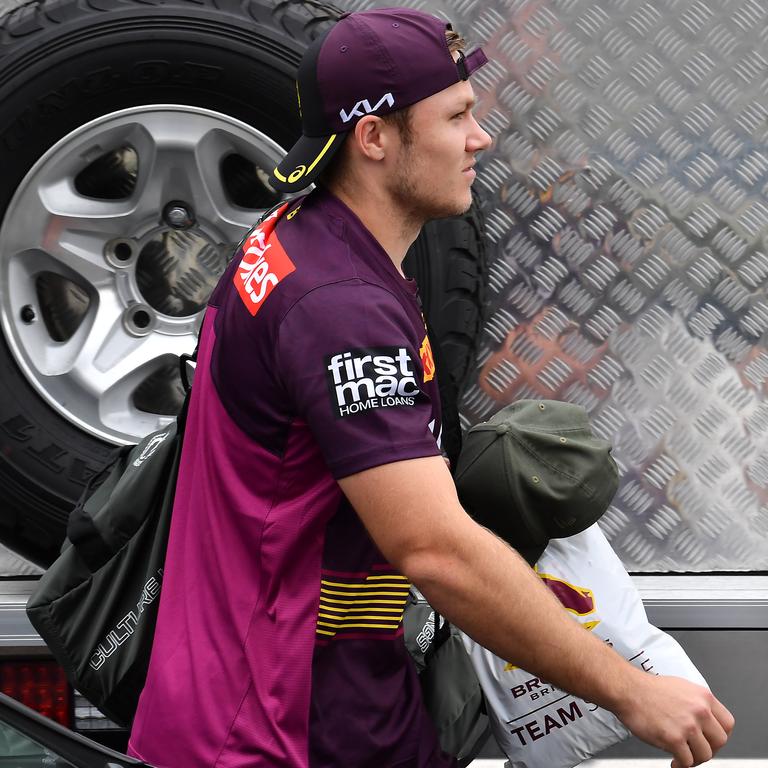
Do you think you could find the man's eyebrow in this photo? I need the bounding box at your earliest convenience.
[453,97,476,111]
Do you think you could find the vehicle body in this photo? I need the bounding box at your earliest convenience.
[0,0,766,763]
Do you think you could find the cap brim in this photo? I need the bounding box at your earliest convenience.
[271,133,345,193]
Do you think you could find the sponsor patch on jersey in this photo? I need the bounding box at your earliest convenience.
[419,334,435,382]
[234,204,295,316]
[325,346,421,418]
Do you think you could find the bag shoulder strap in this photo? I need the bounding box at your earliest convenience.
[67,333,201,570]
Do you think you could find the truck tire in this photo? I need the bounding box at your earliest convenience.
[0,0,486,567]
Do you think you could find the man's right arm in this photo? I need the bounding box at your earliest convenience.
[339,454,734,768]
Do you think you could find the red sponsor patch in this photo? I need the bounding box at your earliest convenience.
[234,204,295,316]
[419,335,435,382]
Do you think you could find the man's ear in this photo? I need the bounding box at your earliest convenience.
[352,115,389,161]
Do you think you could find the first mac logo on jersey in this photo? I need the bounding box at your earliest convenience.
[326,347,420,418]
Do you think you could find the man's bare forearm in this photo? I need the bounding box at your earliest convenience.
[402,510,642,713]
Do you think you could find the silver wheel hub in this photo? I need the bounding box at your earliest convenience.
[0,105,287,444]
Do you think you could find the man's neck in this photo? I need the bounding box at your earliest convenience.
[327,183,422,275]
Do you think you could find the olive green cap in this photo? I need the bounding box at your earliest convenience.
[454,400,619,566]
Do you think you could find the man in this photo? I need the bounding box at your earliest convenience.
[128,7,734,768]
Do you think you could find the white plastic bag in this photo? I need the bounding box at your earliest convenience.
[462,523,707,768]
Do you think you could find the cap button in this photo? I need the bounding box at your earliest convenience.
[495,424,509,436]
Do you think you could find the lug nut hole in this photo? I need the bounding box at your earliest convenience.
[114,242,133,261]
[133,309,151,329]
[20,305,36,324]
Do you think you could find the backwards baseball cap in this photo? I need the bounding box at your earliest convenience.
[271,7,488,193]
[454,400,619,566]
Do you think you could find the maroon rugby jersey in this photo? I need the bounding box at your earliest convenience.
[128,188,454,768]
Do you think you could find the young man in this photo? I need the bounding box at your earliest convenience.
[128,8,733,768]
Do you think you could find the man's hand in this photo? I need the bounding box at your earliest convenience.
[614,674,734,768]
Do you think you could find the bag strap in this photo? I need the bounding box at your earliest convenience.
[67,336,200,570]
[66,445,130,570]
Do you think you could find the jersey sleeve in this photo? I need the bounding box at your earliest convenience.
[276,280,441,478]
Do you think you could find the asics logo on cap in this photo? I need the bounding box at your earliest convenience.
[340,92,395,123]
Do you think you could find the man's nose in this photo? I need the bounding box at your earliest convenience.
[468,116,493,152]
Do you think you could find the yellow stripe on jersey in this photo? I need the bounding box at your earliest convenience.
[316,571,411,640]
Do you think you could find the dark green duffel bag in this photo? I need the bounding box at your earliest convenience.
[26,353,194,727]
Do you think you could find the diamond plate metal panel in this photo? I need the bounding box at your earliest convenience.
[429,0,768,571]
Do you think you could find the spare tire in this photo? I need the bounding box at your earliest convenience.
[0,0,486,567]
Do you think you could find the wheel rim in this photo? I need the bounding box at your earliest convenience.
[0,104,286,444]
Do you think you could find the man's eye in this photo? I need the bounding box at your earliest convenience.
[452,111,466,120]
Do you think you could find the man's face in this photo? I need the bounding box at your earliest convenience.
[386,76,492,222]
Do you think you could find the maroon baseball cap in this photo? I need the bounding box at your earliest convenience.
[271,7,488,193]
